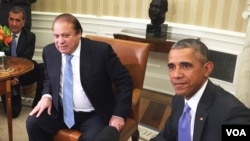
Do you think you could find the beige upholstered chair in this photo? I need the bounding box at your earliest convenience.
[53,35,150,141]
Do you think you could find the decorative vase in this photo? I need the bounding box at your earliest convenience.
[0,51,5,71]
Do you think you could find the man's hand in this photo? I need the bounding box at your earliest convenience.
[109,116,125,131]
[11,77,19,85]
[29,97,52,117]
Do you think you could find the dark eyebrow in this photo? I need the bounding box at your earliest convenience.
[167,62,193,67]
[180,62,193,68]
[167,62,173,66]
[181,62,192,65]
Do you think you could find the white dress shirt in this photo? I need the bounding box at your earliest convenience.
[60,40,95,112]
[185,80,208,141]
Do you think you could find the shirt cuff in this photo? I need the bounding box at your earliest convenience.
[42,94,52,99]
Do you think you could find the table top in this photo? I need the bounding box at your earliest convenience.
[113,33,175,53]
[0,56,34,81]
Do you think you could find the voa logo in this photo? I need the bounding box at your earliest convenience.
[226,129,246,136]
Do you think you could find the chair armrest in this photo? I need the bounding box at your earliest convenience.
[132,88,141,107]
[129,88,142,121]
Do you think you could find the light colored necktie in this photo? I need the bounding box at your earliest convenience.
[11,34,17,56]
[178,103,191,141]
[63,54,75,128]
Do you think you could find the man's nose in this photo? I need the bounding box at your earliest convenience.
[172,68,183,78]
[58,37,65,44]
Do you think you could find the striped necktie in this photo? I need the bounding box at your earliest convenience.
[11,34,17,56]
[63,54,75,128]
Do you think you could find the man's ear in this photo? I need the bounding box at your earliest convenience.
[204,61,214,77]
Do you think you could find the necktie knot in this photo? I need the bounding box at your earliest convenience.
[66,54,73,61]
[183,103,191,113]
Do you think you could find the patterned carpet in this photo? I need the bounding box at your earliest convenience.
[138,124,159,140]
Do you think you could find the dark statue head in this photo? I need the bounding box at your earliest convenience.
[148,0,168,25]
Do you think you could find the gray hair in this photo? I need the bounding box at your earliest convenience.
[171,38,209,64]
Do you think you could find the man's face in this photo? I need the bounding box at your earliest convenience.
[8,12,25,34]
[167,48,213,99]
[53,21,81,54]
[149,0,163,20]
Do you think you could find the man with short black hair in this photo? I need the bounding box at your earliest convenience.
[0,0,37,31]
[150,38,250,141]
[0,6,42,118]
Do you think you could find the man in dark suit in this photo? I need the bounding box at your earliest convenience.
[1,6,42,118]
[150,39,250,141]
[0,0,37,31]
[26,13,133,141]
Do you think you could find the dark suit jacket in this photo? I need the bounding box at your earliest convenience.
[42,37,133,124]
[151,80,250,141]
[5,28,36,60]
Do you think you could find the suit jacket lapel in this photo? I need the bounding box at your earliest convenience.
[16,32,23,54]
[193,80,215,141]
[193,103,208,141]
[79,38,93,86]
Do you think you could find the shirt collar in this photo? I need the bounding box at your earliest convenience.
[12,31,21,38]
[186,80,208,111]
[62,40,81,57]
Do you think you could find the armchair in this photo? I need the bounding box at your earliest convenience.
[53,35,150,141]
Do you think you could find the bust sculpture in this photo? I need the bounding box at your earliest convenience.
[148,0,168,25]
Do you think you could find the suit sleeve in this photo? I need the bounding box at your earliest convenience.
[105,45,133,119]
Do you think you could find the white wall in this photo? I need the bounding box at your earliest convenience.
[31,12,246,96]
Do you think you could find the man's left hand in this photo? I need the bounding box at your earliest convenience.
[109,116,125,131]
[11,77,19,85]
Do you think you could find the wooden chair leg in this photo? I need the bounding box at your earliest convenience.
[131,129,139,141]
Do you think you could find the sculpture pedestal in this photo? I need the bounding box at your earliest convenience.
[146,24,168,41]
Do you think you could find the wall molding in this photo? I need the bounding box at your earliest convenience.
[32,12,246,95]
